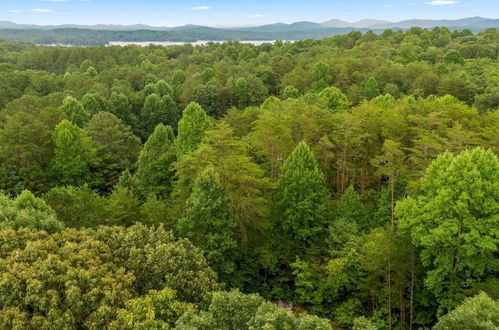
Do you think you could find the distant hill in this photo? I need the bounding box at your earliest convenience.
[0,17,497,46]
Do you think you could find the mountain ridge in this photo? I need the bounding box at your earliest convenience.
[0,16,497,31]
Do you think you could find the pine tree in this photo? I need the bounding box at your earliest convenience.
[139,93,178,139]
[85,112,141,192]
[59,96,91,127]
[275,141,332,260]
[109,91,135,127]
[176,166,238,282]
[136,124,176,199]
[50,120,98,186]
[175,102,211,159]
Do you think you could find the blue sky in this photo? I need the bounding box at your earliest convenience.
[2,0,498,26]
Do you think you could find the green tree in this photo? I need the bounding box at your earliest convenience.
[140,93,178,139]
[363,77,381,100]
[396,148,499,310]
[433,292,498,330]
[175,102,211,159]
[274,141,332,260]
[109,91,135,127]
[319,86,350,112]
[59,96,91,127]
[85,112,141,192]
[177,166,238,282]
[0,190,63,233]
[136,124,176,199]
[282,85,299,100]
[50,120,98,186]
[43,185,107,228]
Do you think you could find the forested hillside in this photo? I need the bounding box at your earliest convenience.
[0,27,497,329]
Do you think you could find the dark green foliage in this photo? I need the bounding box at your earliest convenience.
[136,124,176,199]
[85,112,141,192]
[139,93,179,138]
[0,30,497,328]
[43,185,107,228]
[363,76,381,100]
[274,141,332,260]
[177,166,238,282]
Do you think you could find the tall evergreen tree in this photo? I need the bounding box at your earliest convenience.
[136,124,176,199]
[176,166,238,282]
[50,120,98,186]
[274,141,332,260]
[175,102,211,159]
[140,93,178,139]
[85,112,141,192]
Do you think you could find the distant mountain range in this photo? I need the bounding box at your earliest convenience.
[1,16,497,31]
[0,17,497,46]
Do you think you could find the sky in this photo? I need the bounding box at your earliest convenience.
[1,0,498,27]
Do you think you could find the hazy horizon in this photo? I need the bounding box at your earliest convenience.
[2,0,498,27]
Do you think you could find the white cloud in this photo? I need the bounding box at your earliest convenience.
[9,9,21,13]
[31,8,54,12]
[382,4,393,8]
[39,0,67,2]
[249,14,265,18]
[189,6,211,11]
[425,0,458,5]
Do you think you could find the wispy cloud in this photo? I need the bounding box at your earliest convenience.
[425,0,458,5]
[249,14,265,18]
[382,4,393,8]
[39,0,67,2]
[189,6,211,11]
[9,9,21,13]
[31,8,54,13]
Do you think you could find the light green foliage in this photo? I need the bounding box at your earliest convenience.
[176,290,265,329]
[282,85,299,100]
[50,119,98,186]
[177,166,238,282]
[0,190,63,233]
[177,290,332,330]
[0,224,219,328]
[136,124,176,199]
[433,292,499,330]
[249,302,332,329]
[318,86,350,112]
[275,141,332,258]
[176,102,211,159]
[59,96,91,127]
[353,317,378,330]
[397,148,499,308]
[110,288,192,329]
[96,224,221,302]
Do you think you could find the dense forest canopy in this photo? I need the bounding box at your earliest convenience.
[0,27,498,329]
